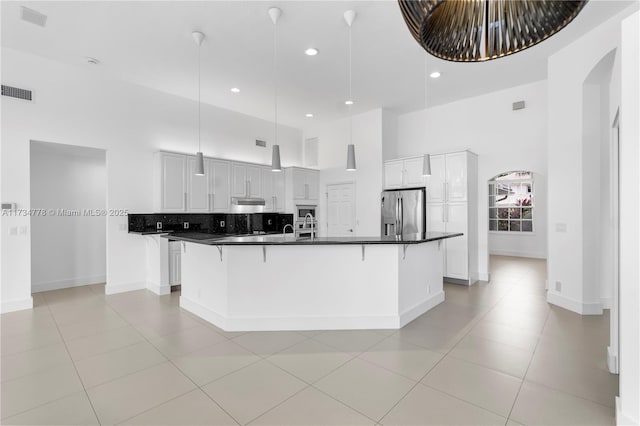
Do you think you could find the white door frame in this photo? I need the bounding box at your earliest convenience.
[325,181,356,237]
[608,108,620,374]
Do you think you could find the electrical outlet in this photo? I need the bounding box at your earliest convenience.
[183,222,189,229]
[19,226,27,235]
[555,281,562,292]
[156,222,162,230]
[220,220,225,227]
[8,227,17,236]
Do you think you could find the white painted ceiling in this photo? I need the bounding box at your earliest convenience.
[1,1,635,130]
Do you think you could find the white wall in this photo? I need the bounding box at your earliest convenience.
[1,48,303,311]
[30,143,106,292]
[546,4,638,315]
[305,109,384,237]
[397,80,548,279]
[618,10,639,426]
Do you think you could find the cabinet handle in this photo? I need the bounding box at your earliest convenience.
[442,205,445,223]
[445,182,448,202]
[305,183,309,199]
[184,193,187,209]
[402,169,406,186]
[273,196,277,211]
[445,205,448,223]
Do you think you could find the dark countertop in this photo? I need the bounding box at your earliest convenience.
[161,232,463,246]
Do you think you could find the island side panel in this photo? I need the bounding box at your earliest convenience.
[397,240,445,327]
[180,242,230,328]
[223,244,401,331]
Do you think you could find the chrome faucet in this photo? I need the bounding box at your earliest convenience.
[282,224,294,240]
[304,213,315,241]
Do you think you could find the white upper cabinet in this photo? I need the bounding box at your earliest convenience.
[231,164,247,197]
[186,156,210,212]
[290,168,318,202]
[246,165,262,198]
[445,152,468,202]
[232,163,262,198]
[262,168,286,212]
[157,152,187,212]
[403,157,425,187]
[209,159,230,212]
[383,157,424,189]
[384,161,404,188]
[427,154,446,203]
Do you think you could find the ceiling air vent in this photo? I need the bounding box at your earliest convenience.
[21,6,48,27]
[255,139,267,148]
[2,85,33,102]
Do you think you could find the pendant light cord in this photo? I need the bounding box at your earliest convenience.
[274,15,278,146]
[197,41,201,152]
[348,21,353,145]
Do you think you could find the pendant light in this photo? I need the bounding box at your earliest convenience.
[269,7,282,172]
[192,31,205,176]
[398,0,587,62]
[422,56,432,176]
[344,10,356,172]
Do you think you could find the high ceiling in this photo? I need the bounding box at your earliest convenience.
[1,1,635,130]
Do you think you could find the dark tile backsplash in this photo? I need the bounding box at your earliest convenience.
[128,213,293,235]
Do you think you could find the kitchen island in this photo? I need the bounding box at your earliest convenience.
[165,232,462,331]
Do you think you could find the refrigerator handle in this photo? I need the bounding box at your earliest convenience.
[395,197,400,236]
[399,195,404,236]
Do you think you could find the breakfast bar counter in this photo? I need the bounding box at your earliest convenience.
[168,232,462,331]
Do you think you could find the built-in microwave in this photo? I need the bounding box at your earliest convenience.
[295,205,317,221]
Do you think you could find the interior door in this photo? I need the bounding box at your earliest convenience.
[327,183,356,237]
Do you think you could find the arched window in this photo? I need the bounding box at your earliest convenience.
[488,171,534,233]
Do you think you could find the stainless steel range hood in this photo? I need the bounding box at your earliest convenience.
[231,197,266,213]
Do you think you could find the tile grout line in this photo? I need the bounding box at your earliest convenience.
[375,279,519,424]
[504,289,552,424]
[41,290,104,425]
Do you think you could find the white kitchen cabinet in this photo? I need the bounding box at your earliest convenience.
[187,156,209,212]
[156,152,187,212]
[383,157,425,189]
[232,163,261,198]
[169,242,181,286]
[384,161,404,188]
[427,154,446,203]
[289,168,319,202]
[426,150,478,285]
[262,168,286,212]
[208,159,230,212]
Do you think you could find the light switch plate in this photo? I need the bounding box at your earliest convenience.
[556,223,567,232]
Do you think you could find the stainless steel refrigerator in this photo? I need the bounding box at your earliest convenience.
[381,187,426,238]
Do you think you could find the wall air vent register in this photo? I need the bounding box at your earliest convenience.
[2,85,33,102]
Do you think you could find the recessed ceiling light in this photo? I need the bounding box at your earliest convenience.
[344,100,354,105]
[230,87,240,93]
[429,71,441,79]
[305,113,314,118]
[304,48,319,56]
[86,57,100,65]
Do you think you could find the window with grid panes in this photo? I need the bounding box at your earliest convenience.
[488,171,534,233]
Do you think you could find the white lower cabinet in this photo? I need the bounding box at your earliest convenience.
[169,242,181,286]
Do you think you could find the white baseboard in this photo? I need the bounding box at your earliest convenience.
[1,297,34,313]
[180,295,436,332]
[147,281,171,296]
[105,281,146,295]
[32,276,106,293]
[399,291,445,327]
[547,292,603,315]
[489,249,547,259]
[479,272,490,282]
[601,297,613,310]
[607,346,619,374]
[616,396,638,425]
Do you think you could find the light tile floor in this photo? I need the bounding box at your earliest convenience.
[0,256,617,425]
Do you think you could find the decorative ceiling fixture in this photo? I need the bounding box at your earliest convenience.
[344,10,357,172]
[269,7,282,172]
[398,0,588,62]
[192,31,205,176]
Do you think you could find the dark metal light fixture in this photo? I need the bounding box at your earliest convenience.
[398,0,588,62]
